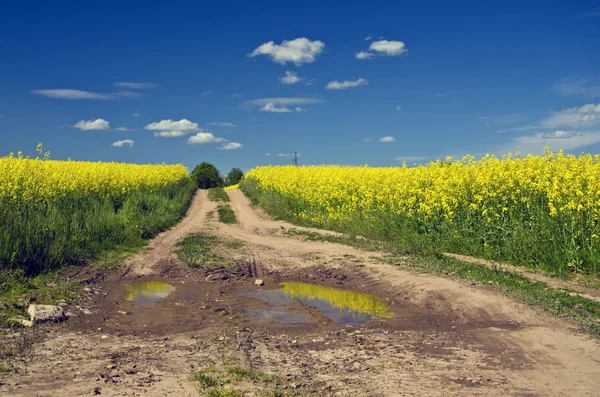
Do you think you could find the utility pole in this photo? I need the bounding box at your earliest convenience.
[292,152,298,166]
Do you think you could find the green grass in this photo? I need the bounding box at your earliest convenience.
[208,188,230,202]
[227,366,270,381]
[191,372,219,387]
[205,388,244,397]
[217,205,237,224]
[175,233,222,268]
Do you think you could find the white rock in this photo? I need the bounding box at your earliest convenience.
[10,317,33,327]
[254,279,264,286]
[27,304,67,324]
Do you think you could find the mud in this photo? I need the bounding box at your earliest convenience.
[1,189,600,396]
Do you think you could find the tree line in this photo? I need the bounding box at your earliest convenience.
[191,162,243,189]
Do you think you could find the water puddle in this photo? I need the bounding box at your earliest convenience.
[124,281,176,305]
[245,282,392,325]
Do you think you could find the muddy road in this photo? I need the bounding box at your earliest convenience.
[2,190,600,396]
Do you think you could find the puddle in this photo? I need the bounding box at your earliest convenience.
[124,281,176,305]
[245,282,392,325]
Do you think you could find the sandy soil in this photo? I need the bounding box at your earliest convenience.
[1,189,600,397]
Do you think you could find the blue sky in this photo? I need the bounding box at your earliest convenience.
[1,0,600,174]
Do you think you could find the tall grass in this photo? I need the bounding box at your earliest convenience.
[0,180,195,278]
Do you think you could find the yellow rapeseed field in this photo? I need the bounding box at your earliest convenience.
[0,154,190,204]
[245,149,600,275]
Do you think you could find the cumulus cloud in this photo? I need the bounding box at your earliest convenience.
[355,51,374,60]
[219,142,243,150]
[249,37,325,65]
[380,136,396,142]
[187,132,226,144]
[363,137,373,143]
[114,82,159,89]
[114,127,136,131]
[496,131,600,155]
[145,119,199,131]
[280,71,302,84]
[33,89,114,100]
[265,153,271,156]
[326,78,368,90]
[153,131,190,138]
[112,139,134,147]
[356,40,407,60]
[295,107,307,112]
[72,118,110,130]
[260,103,292,113]
[207,122,235,127]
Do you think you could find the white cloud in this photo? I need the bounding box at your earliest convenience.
[32,89,113,100]
[365,35,373,41]
[370,40,407,56]
[112,139,134,147]
[201,91,211,96]
[207,122,236,127]
[363,137,373,143]
[114,126,136,131]
[497,131,600,155]
[153,131,190,138]
[396,105,402,111]
[187,132,226,144]
[219,142,242,150]
[355,51,374,60]
[144,119,199,131]
[553,77,600,99]
[260,103,292,113]
[540,104,600,129]
[541,130,580,139]
[132,113,140,116]
[245,97,323,108]
[280,71,302,84]
[72,118,110,130]
[265,153,271,156]
[278,153,301,157]
[395,156,430,163]
[380,136,396,142]
[356,40,407,60]
[326,78,368,90]
[295,107,307,112]
[249,37,325,65]
[114,82,159,89]
[232,93,242,98]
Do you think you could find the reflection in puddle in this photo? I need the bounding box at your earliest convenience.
[245,282,392,325]
[124,281,176,305]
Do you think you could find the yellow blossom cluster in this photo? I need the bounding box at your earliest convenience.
[0,155,190,204]
[245,150,600,226]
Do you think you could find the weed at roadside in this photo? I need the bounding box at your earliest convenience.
[218,205,237,224]
[208,188,230,202]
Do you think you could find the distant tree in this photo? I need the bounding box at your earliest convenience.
[191,162,223,189]
[225,168,244,186]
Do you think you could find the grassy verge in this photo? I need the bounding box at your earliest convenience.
[175,233,243,269]
[208,187,230,202]
[283,228,600,337]
[0,181,196,328]
[207,188,237,224]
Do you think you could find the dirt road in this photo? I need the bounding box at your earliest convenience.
[1,189,600,396]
